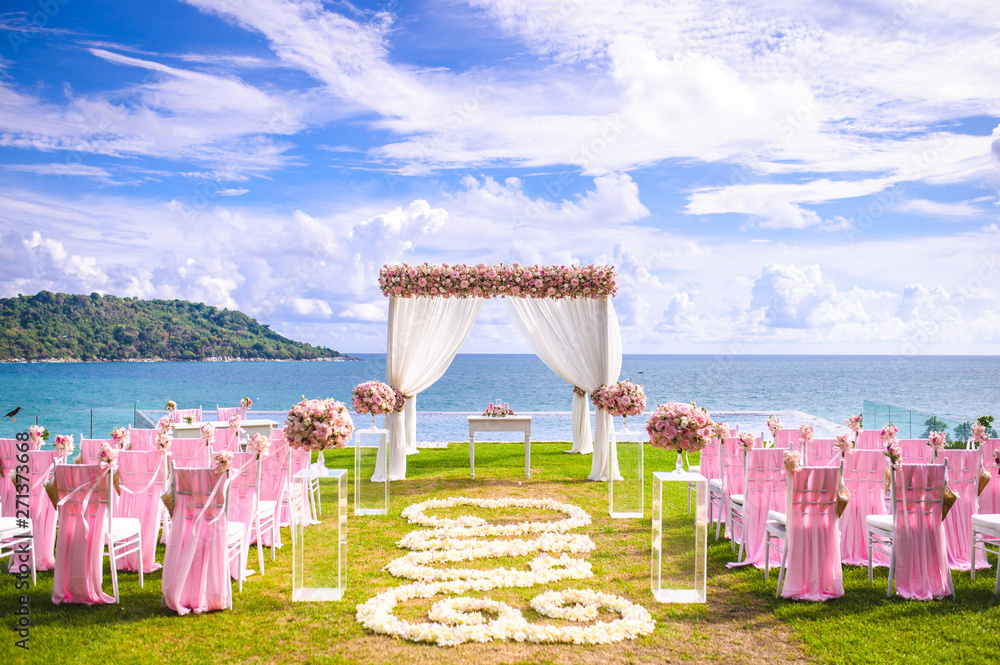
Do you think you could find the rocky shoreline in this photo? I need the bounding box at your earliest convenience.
[0,355,361,363]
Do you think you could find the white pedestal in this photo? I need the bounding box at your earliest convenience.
[354,428,389,516]
[609,429,645,518]
[292,467,347,602]
[651,471,707,603]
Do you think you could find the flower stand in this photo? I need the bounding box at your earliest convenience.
[291,467,347,601]
[651,470,707,603]
[609,428,645,518]
[355,428,389,515]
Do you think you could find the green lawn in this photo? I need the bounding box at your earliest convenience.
[2,443,999,664]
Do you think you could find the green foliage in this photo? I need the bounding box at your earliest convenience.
[954,421,972,443]
[921,415,951,440]
[977,415,998,438]
[0,291,343,361]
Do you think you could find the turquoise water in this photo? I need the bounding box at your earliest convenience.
[1,354,997,441]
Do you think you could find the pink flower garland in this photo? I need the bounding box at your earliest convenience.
[379,263,617,299]
[572,386,587,398]
[646,401,715,453]
[283,398,355,452]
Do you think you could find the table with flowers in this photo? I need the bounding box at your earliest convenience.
[467,415,532,479]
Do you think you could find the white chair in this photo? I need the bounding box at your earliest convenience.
[971,514,1000,595]
[0,517,35,586]
[228,452,277,577]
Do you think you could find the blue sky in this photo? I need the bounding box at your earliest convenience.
[1,0,999,354]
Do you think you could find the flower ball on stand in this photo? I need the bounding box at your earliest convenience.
[283,397,355,467]
[352,380,398,429]
[646,401,715,475]
[592,380,647,431]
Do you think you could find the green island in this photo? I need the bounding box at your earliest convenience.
[0,291,346,362]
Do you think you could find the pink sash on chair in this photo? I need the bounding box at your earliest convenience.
[127,428,158,451]
[781,466,844,601]
[979,439,1000,513]
[117,451,169,573]
[52,464,115,605]
[721,438,746,540]
[840,450,889,566]
[893,464,951,600]
[775,429,801,451]
[258,443,289,547]
[729,448,786,569]
[162,467,231,615]
[171,438,211,468]
[0,439,20,518]
[855,430,881,450]
[78,438,115,464]
[212,428,240,454]
[939,449,990,570]
[12,451,58,572]
[804,439,839,467]
[217,406,247,421]
[899,440,934,464]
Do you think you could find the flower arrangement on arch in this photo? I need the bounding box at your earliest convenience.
[483,403,514,417]
[572,386,587,397]
[646,401,715,453]
[353,380,398,427]
[927,431,947,451]
[835,434,853,454]
[846,414,863,434]
[283,398,355,451]
[783,450,803,474]
[247,433,270,457]
[53,434,74,459]
[798,423,814,444]
[766,415,782,438]
[737,431,757,452]
[393,389,406,412]
[379,262,617,300]
[97,442,118,470]
[110,427,129,448]
[241,396,253,409]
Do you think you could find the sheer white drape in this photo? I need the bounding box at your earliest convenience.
[504,296,623,480]
[376,296,484,481]
[570,392,593,455]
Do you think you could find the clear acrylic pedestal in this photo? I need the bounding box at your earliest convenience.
[651,470,707,603]
[355,428,389,515]
[609,428,645,518]
[292,467,347,602]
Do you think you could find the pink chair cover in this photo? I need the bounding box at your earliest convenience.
[840,450,889,566]
[78,438,115,464]
[171,438,211,468]
[979,439,1000,514]
[257,443,289,546]
[893,464,951,600]
[52,464,115,605]
[781,466,844,601]
[11,451,58,572]
[217,406,247,421]
[804,439,839,467]
[171,408,202,423]
[699,438,721,481]
[116,451,169,573]
[211,428,240,454]
[162,466,231,615]
[939,449,990,570]
[0,439,19,518]
[287,448,315,526]
[899,439,934,464]
[729,448,786,569]
[127,428,158,451]
[856,430,881,449]
[721,438,746,540]
[775,429,801,450]
[226,452,260,579]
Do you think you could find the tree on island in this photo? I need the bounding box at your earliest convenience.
[921,415,951,440]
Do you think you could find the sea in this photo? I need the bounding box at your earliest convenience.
[1,354,998,443]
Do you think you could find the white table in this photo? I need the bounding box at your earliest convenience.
[467,415,532,479]
[173,419,277,439]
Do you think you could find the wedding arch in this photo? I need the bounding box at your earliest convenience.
[375,262,623,482]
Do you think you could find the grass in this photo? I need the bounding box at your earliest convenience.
[3,442,999,664]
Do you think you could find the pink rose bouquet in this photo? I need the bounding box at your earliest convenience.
[53,434,75,459]
[882,423,901,465]
[283,398,355,451]
[593,380,646,427]
[737,431,757,452]
[247,433,271,457]
[646,401,715,453]
[927,431,946,451]
[483,403,515,417]
[97,442,118,470]
[798,423,814,444]
[972,423,988,444]
[241,396,253,409]
[352,380,397,427]
[393,389,406,413]
[714,423,731,441]
[214,451,234,475]
[164,400,177,412]
[28,424,46,449]
[766,415,782,438]
[846,414,863,434]
[155,432,172,452]
[572,386,587,397]
[783,450,803,474]
[110,427,130,448]
[157,416,174,434]
[835,434,853,454]
[229,414,244,436]
[200,422,216,445]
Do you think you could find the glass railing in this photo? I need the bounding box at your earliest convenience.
[861,399,988,444]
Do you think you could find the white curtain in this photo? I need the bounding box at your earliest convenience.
[570,391,593,455]
[377,296,484,481]
[504,296,623,480]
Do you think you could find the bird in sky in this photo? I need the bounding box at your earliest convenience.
[3,406,21,421]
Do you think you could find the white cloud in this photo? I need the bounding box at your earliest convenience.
[218,188,249,196]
